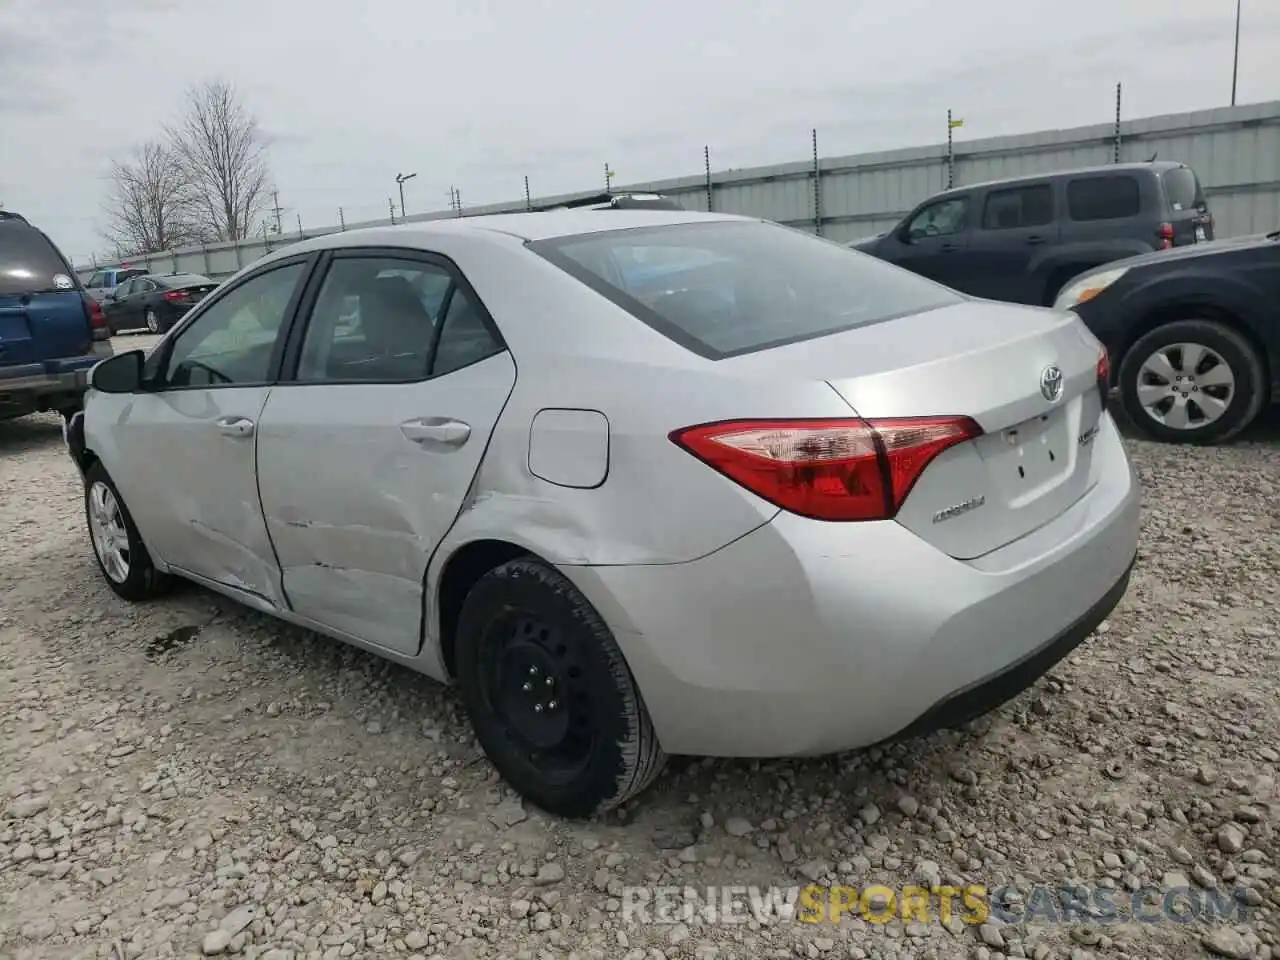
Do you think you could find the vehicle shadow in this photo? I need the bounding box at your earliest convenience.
[0,415,65,457]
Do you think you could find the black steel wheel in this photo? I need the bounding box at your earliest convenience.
[455,557,666,818]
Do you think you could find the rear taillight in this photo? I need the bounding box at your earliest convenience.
[163,290,187,302]
[83,296,109,339]
[1158,223,1174,249]
[1096,345,1111,404]
[670,416,982,522]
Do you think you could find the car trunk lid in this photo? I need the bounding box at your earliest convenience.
[720,300,1107,560]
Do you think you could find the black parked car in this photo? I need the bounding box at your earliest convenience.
[1055,230,1279,444]
[852,161,1213,306]
[102,273,218,335]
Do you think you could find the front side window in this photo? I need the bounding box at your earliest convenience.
[162,261,305,388]
[906,197,969,240]
[531,220,961,359]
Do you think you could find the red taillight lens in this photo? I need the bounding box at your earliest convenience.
[84,297,106,328]
[1096,345,1111,403]
[1158,222,1174,249]
[163,290,187,302]
[669,416,982,522]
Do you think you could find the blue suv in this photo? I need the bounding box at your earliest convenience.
[0,212,113,423]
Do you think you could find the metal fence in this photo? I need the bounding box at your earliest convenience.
[78,99,1280,281]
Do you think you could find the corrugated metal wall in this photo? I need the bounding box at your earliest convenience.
[79,100,1280,280]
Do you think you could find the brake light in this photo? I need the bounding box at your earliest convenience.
[1158,223,1174,249]
[162,290,187,302]
[669,416,982,522]
[82,296,109,341]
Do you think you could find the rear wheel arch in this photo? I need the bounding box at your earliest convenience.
[434,539,533,678]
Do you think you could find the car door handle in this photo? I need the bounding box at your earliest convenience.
[1025,235,1047,245]
[940,242,959,252]
[400,417,471,447]
[215,416,255,439]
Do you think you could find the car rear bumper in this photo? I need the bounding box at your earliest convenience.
[562,413,1140,757]
[0,350,107,397]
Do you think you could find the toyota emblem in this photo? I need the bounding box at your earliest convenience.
[1040,364,1064,402]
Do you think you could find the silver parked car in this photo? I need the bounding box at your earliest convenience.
[66,209,1140,817]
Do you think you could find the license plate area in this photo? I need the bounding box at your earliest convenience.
[1195,225,1207,242]
[975,405,1075,507]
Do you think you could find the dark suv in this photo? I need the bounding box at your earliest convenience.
[851,162,1213,306]
[0,212,112,423]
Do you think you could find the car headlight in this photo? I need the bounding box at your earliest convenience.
[1054,267,1129,311]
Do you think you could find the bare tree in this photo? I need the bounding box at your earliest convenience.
[102,140,197,255]
[168,79,271,242]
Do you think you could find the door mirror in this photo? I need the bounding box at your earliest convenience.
[91,350,144,394]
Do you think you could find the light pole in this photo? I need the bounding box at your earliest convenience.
[395,172,417,218]
[1231,0,1242,106]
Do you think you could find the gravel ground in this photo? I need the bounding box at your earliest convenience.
[2,337,1278,960]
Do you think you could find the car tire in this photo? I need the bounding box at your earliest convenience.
[145,308,160,334]
[83,461,173,602]
[1119,319,1265,445]
[454,557,667,818]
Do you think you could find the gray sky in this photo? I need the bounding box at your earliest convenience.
[2,0,1276,265]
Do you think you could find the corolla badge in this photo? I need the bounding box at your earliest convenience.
[1040,364,1064,402]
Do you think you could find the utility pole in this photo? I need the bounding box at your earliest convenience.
[338,207,346,231]
[395,172,417,218]
[271,191,283,234]
[605,163,616,193]
[1231,0,1242,106]
[946,111,964,189]
[524,176,532,212]
[296,213,303,238]
[447,186,461,217]
[389,197,397,225]
[1113,82,1123,163]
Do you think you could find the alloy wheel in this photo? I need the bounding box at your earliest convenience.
[88,480,131,583]
[1136,341,1235,430]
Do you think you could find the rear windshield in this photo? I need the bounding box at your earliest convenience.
[1162,168,1206,212]
[529,220,961,358]
[0,225,77,296]
[159,274,213,287]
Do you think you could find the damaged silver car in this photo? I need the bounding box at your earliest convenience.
[66,208,1139,817]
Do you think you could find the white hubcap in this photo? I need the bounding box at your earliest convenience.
[146,310,158,332]
[88,481,131,583]
[1136,341,1235,430]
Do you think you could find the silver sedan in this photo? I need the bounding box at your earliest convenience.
[66,209,1140,817]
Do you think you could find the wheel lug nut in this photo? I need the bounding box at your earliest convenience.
[547,700,558,710]
[534,704,543,713]
[545,676,554,686]
[528,666,538,676]
[522,682,532,692]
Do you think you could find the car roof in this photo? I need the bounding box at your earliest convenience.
[279,209,752,258]
[932,161,1191,199]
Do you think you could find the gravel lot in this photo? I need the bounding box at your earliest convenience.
[2,335,1278,960]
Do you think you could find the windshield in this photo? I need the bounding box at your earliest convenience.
[0,225,78,296]
[530,220,961,358]
[160,274,213,287]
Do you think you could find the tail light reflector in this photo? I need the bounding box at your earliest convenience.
[670,416,982,522]
[1096,345,1111,404]
[162,290,187,302]
[83,296,110,340]
[1158,222,1174,249]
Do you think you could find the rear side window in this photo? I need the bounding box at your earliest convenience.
[0,225,76,296]
[1067,176,1141,221]
[1162,168,1206,212]
[530,220,962,359]
[981,184,1053,229]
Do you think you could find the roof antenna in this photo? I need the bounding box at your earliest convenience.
[1147,151,1158,162]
